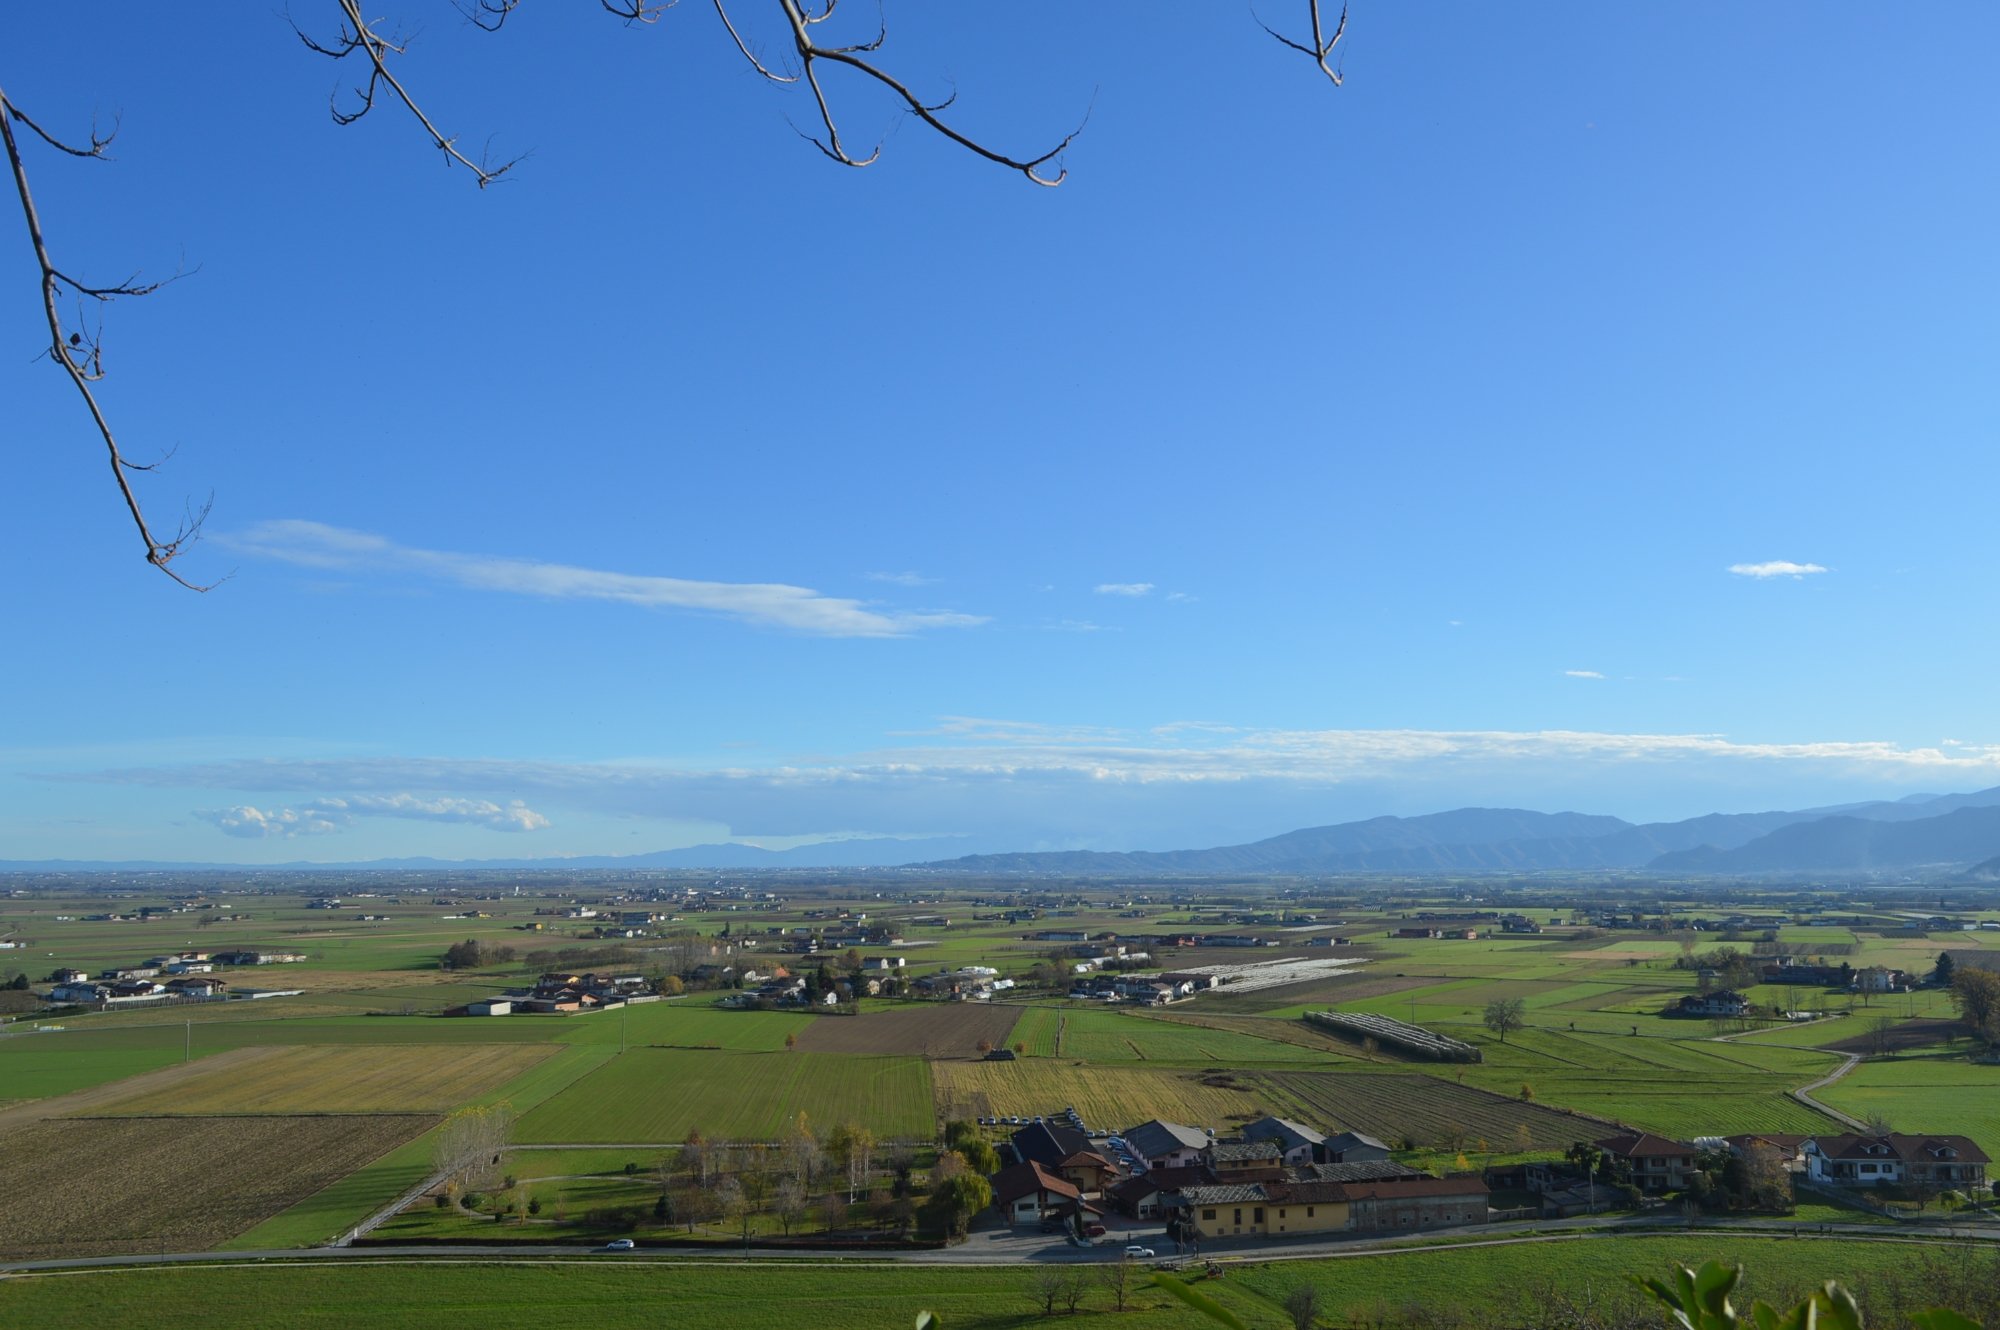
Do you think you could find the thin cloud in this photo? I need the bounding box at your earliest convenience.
[193,793,550,839]
[1094,582,1154,597]
[865,571,937,587]
[223,521,985,638]
[81,729,2000,810]
[1728,561,1828,580]
[1564,670,1606,680]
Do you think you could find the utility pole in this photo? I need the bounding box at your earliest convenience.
[620,1009,627,1054]
[184,1019,191,1064]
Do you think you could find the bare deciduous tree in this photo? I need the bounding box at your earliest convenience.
[1097,1254,1137,1313]
[431,1103,512,1188]
[1285,1282,1323,1330]
[7,4,1352,583]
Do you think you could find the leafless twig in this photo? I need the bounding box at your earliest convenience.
[766,0,1081,185]
[1255,0,1349,86]
[1,86,215,588]
[291,0,525,185]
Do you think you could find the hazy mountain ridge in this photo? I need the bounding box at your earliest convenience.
[10,789,2000,875]
[929,787,2000,876]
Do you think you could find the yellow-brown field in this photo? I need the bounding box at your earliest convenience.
[0,1114,433,1260]
[931,1059,1263,1130]
[85,1043,554,1115]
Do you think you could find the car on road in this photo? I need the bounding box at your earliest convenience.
[1124,1245,1156,1259]
[601,1238,636,1252]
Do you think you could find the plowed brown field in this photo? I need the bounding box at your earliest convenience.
[0,1113,433,1259]
[793,1003,1021,1058]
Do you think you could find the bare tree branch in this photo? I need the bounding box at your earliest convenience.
[1,86,216,588]
[1255,0,1349,86]
[602,0,679,24]
[291,0,525,185]
[454,0,521,33]
[714,0,800,82]
[773,0,1081,186]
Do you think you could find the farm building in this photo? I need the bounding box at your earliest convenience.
[1803,1133,1987,1190]
[1172,1173,1487,1240]
[1674,991,1749,1018]
[466,999,513,1016]
[1594,1132,1698,1193]
[1323,1131,1392,1164]
[991,1161,1084,1224]
[1125,1120,1211,1171]
[1242,1116,1327,1166]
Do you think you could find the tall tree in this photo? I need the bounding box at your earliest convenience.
[1482,996,1527,1043]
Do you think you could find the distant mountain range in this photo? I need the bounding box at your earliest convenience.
[0,836,984,875]
[922,787,2000,878]
[10,788,2000,877]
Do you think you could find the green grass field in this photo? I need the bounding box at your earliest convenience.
[224,1044,620,1249]
[0,1042,210,1104]
[0,1235,1953,1328]
[514,1048,934,1143]
[1816,1053,2000,1157]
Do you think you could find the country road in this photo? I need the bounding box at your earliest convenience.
[8,1210,1998,1278]
[1791,1051,1867,1129]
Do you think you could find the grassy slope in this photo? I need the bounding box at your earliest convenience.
[0,1237,1945,1328]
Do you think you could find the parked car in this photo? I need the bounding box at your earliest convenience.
[1086,1224,1106,1238]
[1124,1245,1156,1259]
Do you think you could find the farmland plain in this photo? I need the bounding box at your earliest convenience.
[515,1048,935,1142]
[0,1114,433,1260]
[86,1043,555,1115]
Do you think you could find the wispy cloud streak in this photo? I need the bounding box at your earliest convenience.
[224,521,985,637]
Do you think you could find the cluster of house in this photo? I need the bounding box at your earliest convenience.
[456,971,658,1016]
[715,961,924,1007]
[43,949,304,1005]
[777,923,908,955]
[1030,929,1282,950]
[1760,957,1914,992]
[1067,972,1219,1006]
[910,967,1017,1001]
[989,1116,1490,1242]
[1490,1129,1989,1216]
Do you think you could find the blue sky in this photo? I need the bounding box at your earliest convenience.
[4,3,1996,862]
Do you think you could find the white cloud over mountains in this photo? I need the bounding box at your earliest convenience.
[81,724,2000,847]
[194,793,550,839]
[224,521,984,638]
[1728,560,1828,580]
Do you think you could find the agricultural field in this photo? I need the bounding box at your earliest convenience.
[1003,1006,1335,1066]
[0,1235,1949,1328]
[932,1058,1265,1130]
[0,1113,432,1260]
[1248,1070,1596,1151]
[0,1041,204,1106]
[515,1048,935,1142]
[84,1042,555,1115]
[793,1001,1019,1057]
[1816,1052,2000,1158]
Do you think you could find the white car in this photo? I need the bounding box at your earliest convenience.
[1123,1245,1156,1259]
[601,1238,637,1252]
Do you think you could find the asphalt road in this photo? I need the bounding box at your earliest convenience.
[8,1212,1999,1276]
